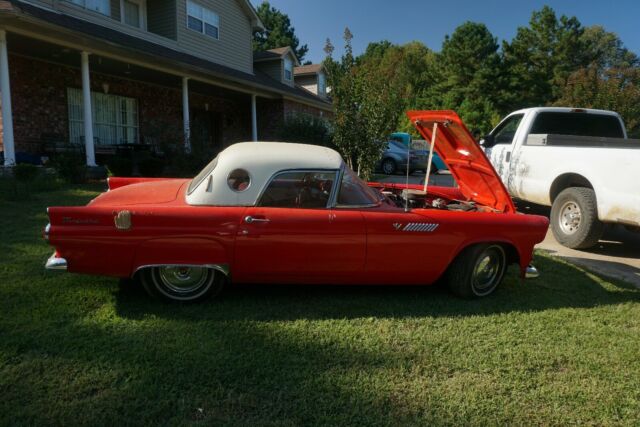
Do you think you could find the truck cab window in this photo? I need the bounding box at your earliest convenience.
[492,114,524,145]
[530,112,624,138]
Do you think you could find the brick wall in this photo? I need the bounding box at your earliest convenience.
[1,54,251,156]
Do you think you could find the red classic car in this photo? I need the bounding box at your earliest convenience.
[44,111,549,302]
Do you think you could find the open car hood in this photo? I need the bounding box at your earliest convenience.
[408,110,515,213]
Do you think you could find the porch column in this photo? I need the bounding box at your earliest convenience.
[0,29,15,167]
[182,77,191,152]
[251,94,257,141]
[80,51,96,166]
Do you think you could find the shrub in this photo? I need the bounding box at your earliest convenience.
[277,114,333,147]
[51,151,87,184]
[105,155,134,177]
[13,163,39,183]
[138,153,165,177]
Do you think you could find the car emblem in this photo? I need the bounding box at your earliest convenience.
[393,223,402,230]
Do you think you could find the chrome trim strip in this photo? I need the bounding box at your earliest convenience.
[133,263,231,277]
[45,253,67,271]
[402,222,439,232]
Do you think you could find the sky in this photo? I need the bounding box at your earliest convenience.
[251,0,640,64]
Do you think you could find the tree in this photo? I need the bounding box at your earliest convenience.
[417,22,504,135]
[502,6,587,108]
[325,29,406,178]
[580,25,638,71]
[253,1,308,61]
[556,65,640,138]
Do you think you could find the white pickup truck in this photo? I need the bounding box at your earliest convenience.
[482,107,640,249]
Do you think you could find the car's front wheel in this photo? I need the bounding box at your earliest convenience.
[381,158,397,175]
[446,244,507,298]
[140,266,225,303]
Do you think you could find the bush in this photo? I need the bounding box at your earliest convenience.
[51,151,87,184]
[138,153,165,177]
[277,114,333,147]
[105,155,134,177]
[13,163,39,183]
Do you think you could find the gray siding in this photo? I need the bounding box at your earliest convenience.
[176,0,253,73]
[23,0,55,7]
[148,0,177,40]
[295,75,318,95]
[110,0,120,20]
[255,60,282,82]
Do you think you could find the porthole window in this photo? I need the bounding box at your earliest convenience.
[227,169,251,192]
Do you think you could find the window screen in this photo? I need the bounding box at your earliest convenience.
[258,171,335,208]
[530,112,624,138]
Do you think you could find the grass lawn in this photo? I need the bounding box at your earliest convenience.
[1,183,639,426]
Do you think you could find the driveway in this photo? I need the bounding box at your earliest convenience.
[522,203,640,288]
[375,172,640,287]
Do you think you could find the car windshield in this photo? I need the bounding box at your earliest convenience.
[389,140,406,151]
[337,167,380,206]
[188,156,218,194]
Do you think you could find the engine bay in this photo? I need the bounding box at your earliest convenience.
[370,184,494,212]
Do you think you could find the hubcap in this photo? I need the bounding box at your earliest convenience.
[157,266,209,294]
[472,246,504,295]
[383,161,394,174]
[559,201,581,235]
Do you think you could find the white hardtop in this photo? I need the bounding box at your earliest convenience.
[186,142,344,206]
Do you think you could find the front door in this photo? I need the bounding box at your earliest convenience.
[233,170,366,284]
[486,113,525,195]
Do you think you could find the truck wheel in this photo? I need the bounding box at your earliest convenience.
[381,158,397,175]
[140,266,225,303]
[446,244,507,298]
[551,187,603,249]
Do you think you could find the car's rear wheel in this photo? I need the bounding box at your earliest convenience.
[140,266,225,303]
[381,158,397,175]
[550,187,603,249]
[446,244,507,298]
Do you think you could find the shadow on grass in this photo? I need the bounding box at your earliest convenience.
[114,254,640,323]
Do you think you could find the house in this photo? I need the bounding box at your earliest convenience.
[0,0,332,167]
[293,63,327,98]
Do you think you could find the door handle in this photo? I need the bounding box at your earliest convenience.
[505,151,511,162]
[244,215,270,224]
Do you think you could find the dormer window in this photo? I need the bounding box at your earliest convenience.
[318,72,326,96]
[284,57,293,81]
[187,0,220,40]
[67,0,109,16]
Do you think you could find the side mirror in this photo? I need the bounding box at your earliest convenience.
[480,134,495,148]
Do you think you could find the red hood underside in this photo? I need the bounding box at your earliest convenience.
[407,110,515,213]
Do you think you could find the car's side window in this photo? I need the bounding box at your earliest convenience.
[258,171,337,208]
[337,167,380,207]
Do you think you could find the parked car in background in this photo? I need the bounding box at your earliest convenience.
[379,133,446,175]
[44,111,548,302]
[378,140,428,175]
[482,107,640,249]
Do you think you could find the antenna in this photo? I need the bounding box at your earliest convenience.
[423,122,438,195]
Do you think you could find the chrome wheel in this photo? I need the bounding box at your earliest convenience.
[559,201,581,235]
[471,245,506,296]
[145,266,218,302]
[157,266,209,294]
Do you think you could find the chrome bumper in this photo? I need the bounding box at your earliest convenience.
[45,253,67,271]
[525,264,539,279]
